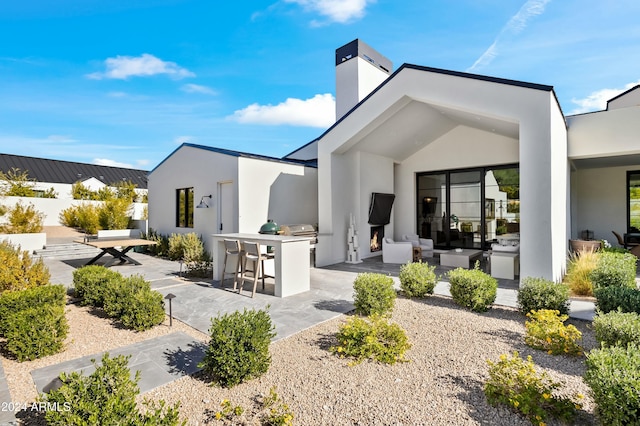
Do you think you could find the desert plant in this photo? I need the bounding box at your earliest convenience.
[524,309,583,356]
[590,251,637,290]
[0,201,44,233]
[0,240,50,293]
[593,310,640,348]
[168,233,211,277]
[517,277,570,315]
[113,179,138,202]
[448,262,497,312]
[60,203,101,234]
[584,344,640,426]
[0,284,66,336]
[98,197,132,230]
[594,285,640,314]
[71,181,97,200]
[485,351,582,426]
[73,265,122,308]
[331,314,411,365]
[399,261,438,298]
[0,167,36,197]
[261,386,295,426]
[198,308,276,388]
[211,387,293,425]
[3,304,68,361]
[43,353,184,425]
[143,228,170,257]
[563,250,598,296]
[352,273,396,316]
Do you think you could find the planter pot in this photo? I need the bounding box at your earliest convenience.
[569,239,601,253]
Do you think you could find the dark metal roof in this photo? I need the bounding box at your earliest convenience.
[0,153,148,189]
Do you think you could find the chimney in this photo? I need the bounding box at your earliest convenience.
[335,39,393,120]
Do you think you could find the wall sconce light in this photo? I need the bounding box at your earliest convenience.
[196,194,212,209]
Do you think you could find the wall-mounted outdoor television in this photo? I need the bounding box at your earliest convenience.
[368,192,395,225]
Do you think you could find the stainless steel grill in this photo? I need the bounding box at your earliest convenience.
[279,224,317,244]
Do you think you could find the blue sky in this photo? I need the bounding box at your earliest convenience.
[1,0,639,170]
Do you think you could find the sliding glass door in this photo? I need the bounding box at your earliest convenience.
[417,165,519,250]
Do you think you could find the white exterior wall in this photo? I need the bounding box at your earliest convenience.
[148,146,239,253]
[237,157,318,232]
[568,107,640,159]
[608,88,640,110]
[318,67,569,282]
[571,165,640,244]
[0,196,146,226]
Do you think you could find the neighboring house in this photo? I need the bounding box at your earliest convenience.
[150,39,640,282]
[0,154,149,226]
[147,146,318,250]
[0,153,148,199]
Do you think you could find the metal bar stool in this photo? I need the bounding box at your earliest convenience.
[240,241,270,298]
[220,239,243,291]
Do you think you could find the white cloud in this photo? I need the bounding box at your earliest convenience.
[86,54,195,80]
[181,84,217,95]
[570,80,640,114]
[229,93,335,127]
[47,134,77,143]
[467,0,551,73]
[93,158,135,168]
[284,0,372,24]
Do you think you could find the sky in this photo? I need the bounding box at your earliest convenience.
[0,0,639,170]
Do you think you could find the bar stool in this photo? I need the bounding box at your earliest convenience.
[220,239,243,291]
[240,241,270,298]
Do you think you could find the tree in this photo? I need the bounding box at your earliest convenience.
[0,168,36,197]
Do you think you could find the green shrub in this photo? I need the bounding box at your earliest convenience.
[72,265,122,307]
[584,344,640,426]
[142,228,170,257]
[485,351,582,426]
[564,250,598,296]
[331,314,411,366]
[59,205,80,228]
[211,387,293,425]
[175,233,211,277]
[0,240,50,293]
[399,261,438,298]
[4,304,68,361]
[593,310,640,348]
[43,353,184,425]
[517,277,570,315]
[59,203,101,234]
[352,273,396,316]
[0,201,44,233]
[448,262,497,312]
[590,252,637,290]
[594,286,640,314]
[524,309,583,356]
[198,308,275,388]
[103,275,164,331]
[261,386,295,426]
[98,198,132,230]
[602,246,630,254]
[0,284,66,336]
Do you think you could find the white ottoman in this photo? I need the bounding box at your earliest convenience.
[491,252,519,280]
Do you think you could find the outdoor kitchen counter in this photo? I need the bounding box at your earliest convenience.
[211,233,312,297]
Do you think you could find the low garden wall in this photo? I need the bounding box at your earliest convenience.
[0,232,46,252]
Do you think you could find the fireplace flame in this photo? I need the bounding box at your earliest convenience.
[370,231,381,251]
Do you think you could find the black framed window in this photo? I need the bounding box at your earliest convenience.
[176,187,194,228]
[627,171,640,232]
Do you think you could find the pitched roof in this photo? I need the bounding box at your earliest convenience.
[0,153,149,189]
[150,143,317,174]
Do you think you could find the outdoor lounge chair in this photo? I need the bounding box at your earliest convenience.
[382,237,413,264]
[402,234,434,257]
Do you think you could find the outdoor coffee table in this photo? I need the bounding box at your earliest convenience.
[412,246,422,262]
[80,238,157,267]
[440,249,483,269]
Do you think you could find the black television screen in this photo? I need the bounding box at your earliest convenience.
[368,192,395,225]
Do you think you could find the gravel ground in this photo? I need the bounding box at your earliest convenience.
[3,296,597,425]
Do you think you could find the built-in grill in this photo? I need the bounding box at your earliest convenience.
[280,224,317,267]
[279,224,318,244]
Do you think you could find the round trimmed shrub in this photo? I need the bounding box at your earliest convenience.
[585,344,640,426]
[352,273,396,316]
[198,308,275,388]
[593,310,640,348]
[448,263,497,312]
[595,286,640,314]
[73,265,122,308]
[590,252,637,290]
[4,304,68,362]
[399,262,438,298]
[517,277,570,315]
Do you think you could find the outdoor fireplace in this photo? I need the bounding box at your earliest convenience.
[370,225,384,252]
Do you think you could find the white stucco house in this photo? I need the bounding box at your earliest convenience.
[149,39,640,283]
